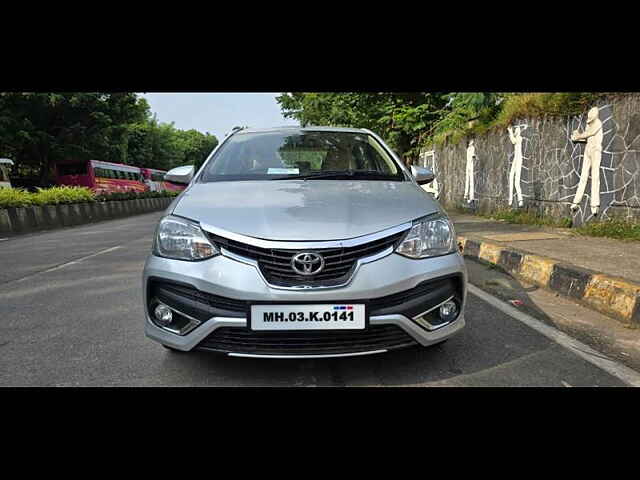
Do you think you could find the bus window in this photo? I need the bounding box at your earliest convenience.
[0,167,7,182]
[95,168,112,178]
[58,162,88,176]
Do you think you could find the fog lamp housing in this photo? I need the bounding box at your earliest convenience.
[149,300,201,336]
[412,298,461,331]
[154,304,173,326]
[439,301,458,322]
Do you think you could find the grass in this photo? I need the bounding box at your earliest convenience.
[430,92,611,148]
[477,208,640,241]
[482,209,573,228]
[575,218,640,241]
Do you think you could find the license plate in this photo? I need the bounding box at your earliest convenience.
[250,304,366,331]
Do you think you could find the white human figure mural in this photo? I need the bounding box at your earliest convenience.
[507,124,527,207]
[464,139,476,203]
[570,107,603,216]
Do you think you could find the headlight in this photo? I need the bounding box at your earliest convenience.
[153,215,219,261]
[395,214,456,259]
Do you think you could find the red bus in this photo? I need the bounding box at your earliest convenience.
[140,167,185,193]
[55,160,185,195]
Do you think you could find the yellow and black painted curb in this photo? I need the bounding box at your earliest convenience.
[458,235,640,326]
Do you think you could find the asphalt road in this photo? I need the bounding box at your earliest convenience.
[0,213,632,386]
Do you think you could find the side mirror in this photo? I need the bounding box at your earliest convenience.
[164,165,195,185]
[410,165,435,185]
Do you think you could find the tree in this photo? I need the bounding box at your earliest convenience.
[276,92,449,164]
[0,93,149,183]
[125,119,218,172]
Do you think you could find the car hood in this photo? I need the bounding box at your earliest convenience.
[172,180,439,241]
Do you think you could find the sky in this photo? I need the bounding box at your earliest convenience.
[139,93,299,141]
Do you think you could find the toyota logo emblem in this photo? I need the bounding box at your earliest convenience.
[291,252,325,276]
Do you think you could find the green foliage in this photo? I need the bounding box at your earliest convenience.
[278,92,612,155]
[431,93,504,145]
[0,187,33,207]
[575,218,640,241]
[431,92,609,147]
[31,186,95,205]
[0,185,179,208]
[491,93,606,128]
[0,93,218,185]
[483,208,573,228]
[0,93,149,181]
[276,92,449,163]
[123,116,217,172]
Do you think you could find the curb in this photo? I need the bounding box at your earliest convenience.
[458,235,640,326]
[0,197,173,237]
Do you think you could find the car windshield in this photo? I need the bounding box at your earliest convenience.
[200,130,405,182]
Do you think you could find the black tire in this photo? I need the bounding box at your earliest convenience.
[162,344,187,353]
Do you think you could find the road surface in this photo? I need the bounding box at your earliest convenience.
[0,213,635,386]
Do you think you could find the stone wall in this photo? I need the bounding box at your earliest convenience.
[420,94,640,226]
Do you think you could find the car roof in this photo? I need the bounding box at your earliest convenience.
[235,126,368,135]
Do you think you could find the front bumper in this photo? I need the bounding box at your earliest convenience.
[143,249,467,358]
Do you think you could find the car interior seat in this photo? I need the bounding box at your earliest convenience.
[322,148,352,171]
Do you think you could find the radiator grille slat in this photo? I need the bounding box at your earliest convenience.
[208,230,407,287]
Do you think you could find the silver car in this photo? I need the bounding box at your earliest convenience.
[143,126,466,358]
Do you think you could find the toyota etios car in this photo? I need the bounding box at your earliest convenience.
[143,126,466,358]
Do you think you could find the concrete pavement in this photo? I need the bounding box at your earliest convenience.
[452,213,640,325]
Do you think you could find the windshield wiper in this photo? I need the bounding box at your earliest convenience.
[274,170,398,181]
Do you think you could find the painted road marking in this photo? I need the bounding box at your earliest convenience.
[467,283,640,386]
[5,246,124,286]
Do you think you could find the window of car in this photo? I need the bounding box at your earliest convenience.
[200,130,405,182]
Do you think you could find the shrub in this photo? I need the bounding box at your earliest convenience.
[431,92,611,147]
[31,186,96,205]
[0,188,33,208]
[1,186,180,209]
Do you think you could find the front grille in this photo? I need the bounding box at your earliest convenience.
[208,230,407,287]
[196,325,417,356]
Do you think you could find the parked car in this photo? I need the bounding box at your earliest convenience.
[143,127,467,358]
[0,159,14,189]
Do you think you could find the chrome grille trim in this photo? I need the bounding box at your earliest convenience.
[200,221,412,250]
